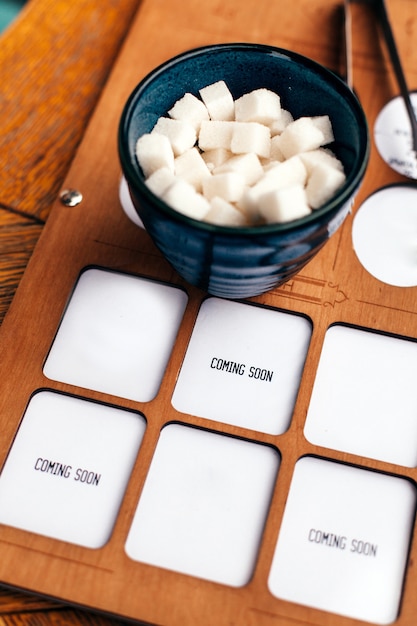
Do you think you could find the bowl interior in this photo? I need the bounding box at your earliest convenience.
[120,43,369,231]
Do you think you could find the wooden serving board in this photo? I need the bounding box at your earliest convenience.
[1,1,417,625]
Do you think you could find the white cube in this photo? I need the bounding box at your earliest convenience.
[299,148,344,174]
[202,172,246,203]
[306,163,346,209]
[168,92,210,131]
[198,120,235,151]
[163,179,210,219]
[269,109,294,136]
[270,135,286,162]
[135,133,175,178]
[145,167,176,196]
[259,156,307,192]
[199,80,235,121]
[234,88,281,125]
[174,148,211,191]
[240,156,307,216]
[258,185,312,224]
[214,153,264,186]
[235,192,262,224]
[201,148,233,170]
[311,115,335,145]
[278,117,326,158]
[152,117,197,156]
[204,197,248,226]
[231,122,271,158]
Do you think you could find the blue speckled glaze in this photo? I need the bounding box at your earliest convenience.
[118,43,369,298]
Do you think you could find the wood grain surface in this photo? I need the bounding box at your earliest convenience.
[0,0,141,324]
[0,0,416,625]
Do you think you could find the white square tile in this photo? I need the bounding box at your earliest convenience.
[172,298,311,434]
[304,324,417,466]
[125,424,279,586]
[0,390,146,548]
[268,456,416,625]
[44,268,188,402]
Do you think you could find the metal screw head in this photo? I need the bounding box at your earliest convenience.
[60,189,83,207]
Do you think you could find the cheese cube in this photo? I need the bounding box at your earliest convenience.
[258,185,312,223]
[152,117,196,156]
[269,109,294,136]
[306,163,346,209]
[204,197,248,226]
[199,80,235,121]
[145,167,176,196]
[214,153,264,186]
[234,88,281,125]
[162,179,210,219]
[278,117,326,158]
[231,122,271,158]
[198,120,235,151]
[201,148,233,170]
[174,148,211,191]
[168,92,210,131]
[135,133,175,177]
[202,172,246,203]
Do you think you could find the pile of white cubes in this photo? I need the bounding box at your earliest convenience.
[135,80,346,226]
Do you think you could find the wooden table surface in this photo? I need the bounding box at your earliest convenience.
[0,0,416,624]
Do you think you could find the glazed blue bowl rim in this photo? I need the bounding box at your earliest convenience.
[118,42,370,236]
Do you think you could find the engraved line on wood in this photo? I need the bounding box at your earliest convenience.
[274,276,348,307]
[357,298,417,316]
[92,239,160,255]
[249,606,317,625]
[0,540,114,574]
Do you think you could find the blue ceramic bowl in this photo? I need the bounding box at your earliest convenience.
[118,43,369,298]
